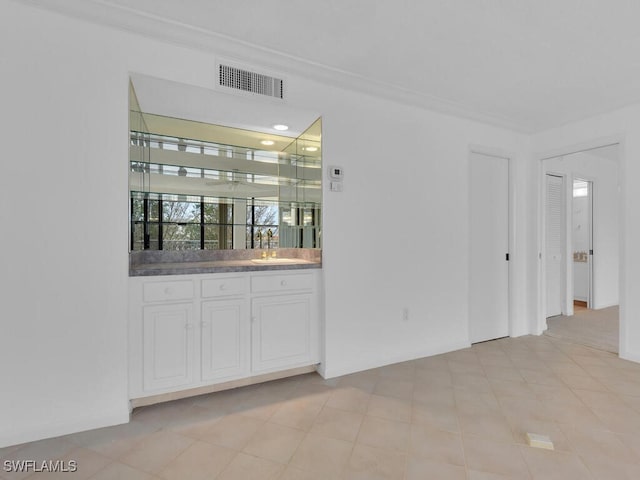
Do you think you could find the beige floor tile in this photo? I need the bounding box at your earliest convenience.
[195,413,263,450]
[130,398,195,428]
[277,465,341,480]
[477,351,514,368]
[409,424,464,466]
[356,416,410,452]
[243,422,305,464]
[454,389,501,416]
[458,412,515,443]
[88,462,156,480]
[157,440,235,480]
[342,443,406,480]
[65,421,159,460]
[33,447,111,480]
[269,397,323,431]
[560,423,639,464]
[406,456,466,480]
[309,406,363,442]
[367,395,412,423]
[451,372,493,393]
[325,387,370,414]
[558,373,608,392]
[1,437,78,480]
[412,354,449,371]
[490,379,534,399]
[462,435,531,478]
[580,451,640,480]
[373,378,414,400]
[217,452,284,480]
[483,365,525,383]
[413,368,452,387]
[497,395,554,424]
[336,372,379,393]
[517,368,564,387]
[377,362,415,381]
[467,469,524,479]
[119,430,194,474]
[519,446,591,480]
[447,360,485,376]
[412,383,455,407]
[289,433,353,477]
[286,383,332,406]
[411,400,459,432]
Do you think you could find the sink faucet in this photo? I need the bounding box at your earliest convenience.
[256,230,263,249]
[267,229,273,250]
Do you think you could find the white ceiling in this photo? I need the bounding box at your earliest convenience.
[28,0,640,133]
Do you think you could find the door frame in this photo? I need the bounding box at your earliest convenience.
[536,137,624,345]
[468,146,515,341]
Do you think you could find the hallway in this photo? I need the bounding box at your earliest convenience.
[545,306,619,354]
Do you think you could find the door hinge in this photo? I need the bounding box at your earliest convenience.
[505,253,510,261]
[589,249,594,255]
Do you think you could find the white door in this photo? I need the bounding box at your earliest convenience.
[469,152,509,343]
[546,174,564,317]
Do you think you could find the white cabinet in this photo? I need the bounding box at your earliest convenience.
[142,303,195,391]
[129,269,321,401]
[201,299,249,381]
[252,294,313,373]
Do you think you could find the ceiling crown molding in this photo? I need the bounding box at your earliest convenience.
[18,0,529,133]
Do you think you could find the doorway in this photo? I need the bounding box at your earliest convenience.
[469,151,509,343]
[541,144,620,352]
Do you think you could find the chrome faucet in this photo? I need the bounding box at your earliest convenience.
[267,229,273,250]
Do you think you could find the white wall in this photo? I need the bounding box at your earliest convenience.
[0,1,532,446]
[544,151,619,310]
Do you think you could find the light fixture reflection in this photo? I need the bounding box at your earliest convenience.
[261,140,275,146]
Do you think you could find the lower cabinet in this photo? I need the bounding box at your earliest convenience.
[201,299,248,382]
[142,303,195,392]
[129,269,321,401]
[252,294,313,373]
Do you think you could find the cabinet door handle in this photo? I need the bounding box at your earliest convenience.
[280,280,287,286]
[251,316,256,323]
[164,287,174,295]
[200,321,209,328]
[185,323,193,330]
[219,284,226,291]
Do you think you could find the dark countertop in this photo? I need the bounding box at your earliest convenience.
[129,248,322,276]
[130,258,321,276]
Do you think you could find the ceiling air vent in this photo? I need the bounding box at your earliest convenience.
[218,64,284,99]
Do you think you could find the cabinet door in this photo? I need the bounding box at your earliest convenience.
[251,294,313,373]
[143,303,194,392]
[201,299,248,381]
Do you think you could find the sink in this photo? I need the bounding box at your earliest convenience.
[250,258,300,264]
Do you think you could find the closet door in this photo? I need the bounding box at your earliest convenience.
[546,174,564,317]
[469,152,509,343]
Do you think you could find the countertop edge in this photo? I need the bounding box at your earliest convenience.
[129,261,322,277]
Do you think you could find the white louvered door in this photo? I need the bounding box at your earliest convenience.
[546,174,564,318]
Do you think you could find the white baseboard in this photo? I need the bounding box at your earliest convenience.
[619,347,640,364]
[0,407,130,449]
[320,340,471,379]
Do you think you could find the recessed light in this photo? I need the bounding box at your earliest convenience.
[261,140,275,146]
[304,146,318,152]
[273,124,289,131]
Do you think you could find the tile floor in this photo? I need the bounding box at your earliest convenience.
[2,334,640,479]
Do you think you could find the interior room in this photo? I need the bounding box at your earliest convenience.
[3,1,640,478]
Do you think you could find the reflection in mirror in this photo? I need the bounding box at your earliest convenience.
[128,107,322,252]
